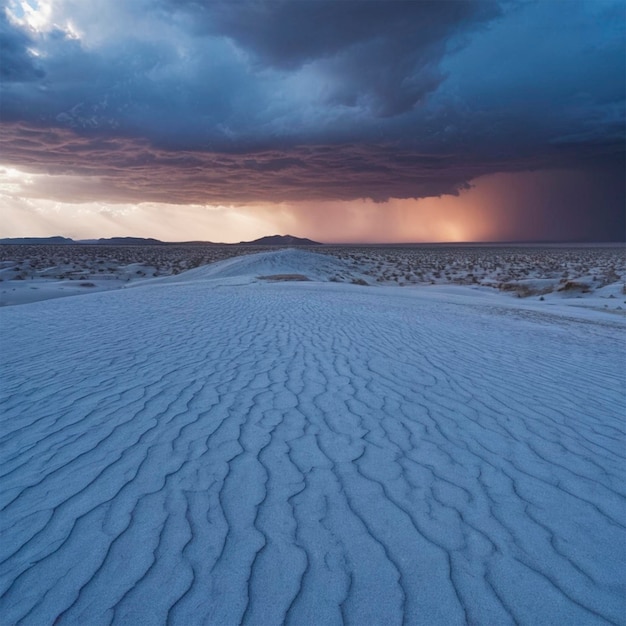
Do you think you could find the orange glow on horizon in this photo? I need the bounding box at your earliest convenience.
[285,193,499,244]
[1,166,548,243]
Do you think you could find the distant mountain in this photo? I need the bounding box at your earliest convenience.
[175,241,219,246]
[0,236,74,245]
[240,234,322,246]
[0,236,167,245]
[1,234,322,246]
[77,237,166,245]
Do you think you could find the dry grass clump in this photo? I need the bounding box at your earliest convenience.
[258,274,310,281]
[318,245,625,294]
[499,283,535,298]
[557,280,591,293]
[0,244,269,283]
[1,243,624,299]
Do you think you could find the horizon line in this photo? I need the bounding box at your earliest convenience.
[1,235,625,247]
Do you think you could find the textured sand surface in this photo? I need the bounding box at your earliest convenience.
[1,250,624,625]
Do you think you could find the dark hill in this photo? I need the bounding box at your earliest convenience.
[79,237,166,245]
[240,234,321,246]
[0,236,74,245]
[1,234,322,246]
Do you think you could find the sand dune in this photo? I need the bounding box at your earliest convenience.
[0,250,624,624]
[132,248,366,286]
[2,244,624,311]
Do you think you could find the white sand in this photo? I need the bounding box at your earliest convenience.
[1,248,624,624]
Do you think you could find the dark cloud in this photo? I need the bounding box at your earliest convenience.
[184,0,493,69]
[0,0,624,239]
[2,121,622,209]
[171,0,500,115]
[0,122,475,203]
[0,9,44,81]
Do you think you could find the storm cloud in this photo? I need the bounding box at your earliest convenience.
[0,8,44,81]
[0,0,624,240]
[173,0,501,115]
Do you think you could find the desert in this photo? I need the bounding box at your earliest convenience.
[1,243,624,313]
[2,0,625,622]
[1,246,624,624]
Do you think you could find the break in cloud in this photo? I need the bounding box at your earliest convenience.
[0,0,624,241]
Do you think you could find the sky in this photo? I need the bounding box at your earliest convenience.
[0,0,624,243]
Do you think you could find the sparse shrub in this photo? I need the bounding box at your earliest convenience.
[557,281,589,293]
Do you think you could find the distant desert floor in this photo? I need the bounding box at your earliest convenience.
[1,248,625,625]
[1,243,625,314]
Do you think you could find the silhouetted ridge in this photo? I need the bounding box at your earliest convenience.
[239,234,321,246]
[0,236,74,244]
[1,234,323,246]
[89,237,165,245]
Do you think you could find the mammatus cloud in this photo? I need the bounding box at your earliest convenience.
[1,122,623,207]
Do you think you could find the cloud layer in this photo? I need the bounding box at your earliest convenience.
[0,0,624,240]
